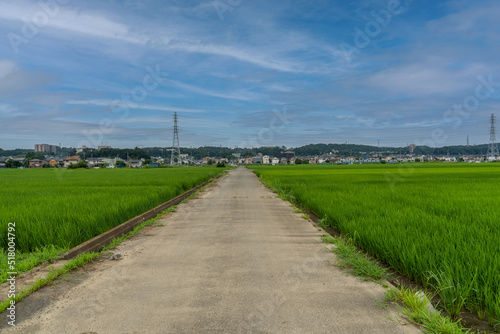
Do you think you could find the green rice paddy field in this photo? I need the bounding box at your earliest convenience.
[0,167,225,281]
[250,163,500,325]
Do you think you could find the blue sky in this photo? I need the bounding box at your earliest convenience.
[1,0,500,150]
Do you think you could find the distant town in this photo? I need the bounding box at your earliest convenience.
[0,141,498,169]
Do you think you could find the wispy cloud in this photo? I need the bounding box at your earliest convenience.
[0,59,54,97]
[66,99,205,113]
[162,79,263,102]
[365,61,489,96]
[0,103,30,117]
[0,1,144,44]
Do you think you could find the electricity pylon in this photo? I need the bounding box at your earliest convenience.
[170,112,181,165]
[486,114,500,160]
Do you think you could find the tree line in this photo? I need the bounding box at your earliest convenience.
[1,143,493,161]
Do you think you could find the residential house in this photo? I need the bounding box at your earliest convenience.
[63,156,81,167]
[29,159,44,168]
[339,157,354,164]
[262,155,270,164]
[101,158,116,166]
[271,157,280,165]
[202,157,217,165]
[129,160,143,168]
[443,156,457,162]
[282,151,295,160]
[86,158,104,167]
[330,157,341,164]
[48,159,61,167]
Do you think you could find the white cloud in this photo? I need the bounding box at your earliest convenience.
[163,40,304,73]
[0,59,53,97]
[66,99,204,113]
[0,103,27,117]
[0,60,17,78]
[0,1,144,44]
[365,61,489,96]
[426,3,500,36]
[162,79,263,102]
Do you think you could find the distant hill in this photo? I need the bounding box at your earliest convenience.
[291,143,490,157]
[143,143,491,158]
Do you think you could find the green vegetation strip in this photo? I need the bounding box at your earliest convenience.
[321,235,388,282]
[250,164,500,327]
[384,287,471,334]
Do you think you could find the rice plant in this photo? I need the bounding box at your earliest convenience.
[250,163,500,325]
[0,167,225,280]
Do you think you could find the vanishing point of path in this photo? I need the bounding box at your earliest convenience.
[4,167,421,334]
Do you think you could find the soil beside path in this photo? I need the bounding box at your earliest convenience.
[1,166,421,334]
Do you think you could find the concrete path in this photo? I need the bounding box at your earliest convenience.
[3,167,420,334]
